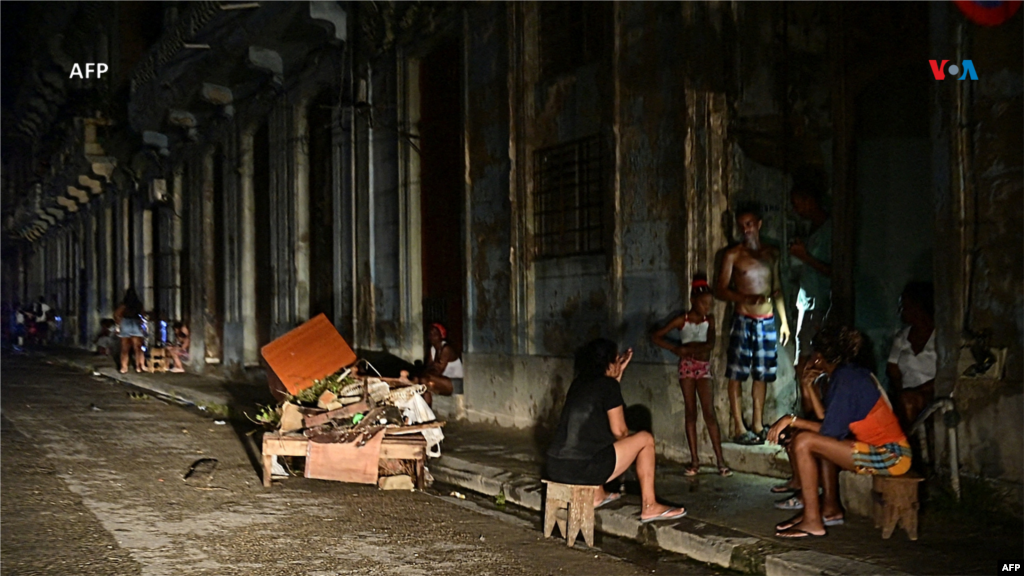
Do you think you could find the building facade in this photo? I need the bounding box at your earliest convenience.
[3,1,1021,501]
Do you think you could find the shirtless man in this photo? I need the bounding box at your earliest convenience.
[715,207,791,445]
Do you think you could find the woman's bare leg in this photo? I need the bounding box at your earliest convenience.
[132,337,146,372]
[781,432,855,536]
[695,378,725,467]
[680,378,699,466]
[609,431,683,519]
[119,339,129,373]
[426,374,454,396]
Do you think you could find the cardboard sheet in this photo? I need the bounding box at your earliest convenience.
[260,313,357,395]
[304,430,385,485]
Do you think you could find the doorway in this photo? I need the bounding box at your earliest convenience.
[850,15,933,376]
[308,89,335,322]
[253,122,273,349]
[418,37,465,353]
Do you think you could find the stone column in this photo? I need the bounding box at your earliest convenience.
[85,209,99,346]
[294,101,311,322]
[239,129,258,365]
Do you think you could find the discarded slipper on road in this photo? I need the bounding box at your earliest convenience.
[640,507,687,523]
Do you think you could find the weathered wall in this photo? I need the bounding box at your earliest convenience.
[465,2,512,356]
[948,9,1024,488]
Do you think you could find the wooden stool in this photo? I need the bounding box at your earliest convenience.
[872,473,923,540]
[148,347,170,373]
[542,480,596,548]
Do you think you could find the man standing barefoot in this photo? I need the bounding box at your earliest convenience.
[716,206,791,444]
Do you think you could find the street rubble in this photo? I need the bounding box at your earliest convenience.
[255,314,444,490]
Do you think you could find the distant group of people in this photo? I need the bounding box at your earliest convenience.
[541,166,934,535]
[4,296,56,350]
[105,288,190,374]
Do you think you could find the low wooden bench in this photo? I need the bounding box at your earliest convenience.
[872,473,923,540]
[542,480,597,548]
[261,431,428,489]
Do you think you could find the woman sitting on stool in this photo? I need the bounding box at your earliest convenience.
[767,325,911,538]
[546,338,687,523]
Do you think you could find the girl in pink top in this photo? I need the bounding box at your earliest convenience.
[652,274,730,476]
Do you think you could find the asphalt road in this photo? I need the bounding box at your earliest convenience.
[1,356,723,576]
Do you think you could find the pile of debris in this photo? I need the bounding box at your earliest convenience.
[256,314,443,489]
[255,368,444,451]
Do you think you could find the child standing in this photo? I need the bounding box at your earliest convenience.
[652,275,731,476]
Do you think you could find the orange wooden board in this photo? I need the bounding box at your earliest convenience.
[260,313,357,395]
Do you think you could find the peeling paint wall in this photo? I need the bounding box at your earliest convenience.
[945,8,1024,489]
[465,2,512,355]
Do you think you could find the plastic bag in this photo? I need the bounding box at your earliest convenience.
[395,393,444,458]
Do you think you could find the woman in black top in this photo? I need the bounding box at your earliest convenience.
[547,339,687,523]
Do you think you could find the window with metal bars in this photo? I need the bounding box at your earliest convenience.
[533,135,606,259]
[538,2,610,79]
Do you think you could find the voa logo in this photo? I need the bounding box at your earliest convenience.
[929,60,978,80]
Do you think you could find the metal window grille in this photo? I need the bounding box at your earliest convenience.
[533,135,605,258]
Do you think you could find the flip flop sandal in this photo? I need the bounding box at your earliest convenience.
[640,507,687,523]
[770,481,798,493]
[776,516,842,531]
[718,466,733,477]
[683,464,700,477]
[595,492,622,509]
[775,516,803,532]
[774,495,805,510]
[731,431,759,445]
[775,528,826,538]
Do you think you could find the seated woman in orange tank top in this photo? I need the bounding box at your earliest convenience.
[764,325,910,539]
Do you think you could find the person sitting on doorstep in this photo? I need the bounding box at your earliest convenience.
[417,322,461,406]
[167,322,190,373]
[766,325,910,538]
[887,282,936,428]
[651,274,731,477]
[93,318,118,356]
[546,338,687,523]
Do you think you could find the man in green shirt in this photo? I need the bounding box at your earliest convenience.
[789,167,832,376]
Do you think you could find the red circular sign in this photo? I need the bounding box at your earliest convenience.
[954,0,1022,26]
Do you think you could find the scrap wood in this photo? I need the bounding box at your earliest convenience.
[279,402,304,433]
[385,421,446,435]
[303,401,370,428]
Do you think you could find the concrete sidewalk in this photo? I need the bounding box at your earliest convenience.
[39,348,1021,576]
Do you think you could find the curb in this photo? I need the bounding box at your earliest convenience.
[48,355,237,417]
[430,454,911,576]
[46,352,910,576]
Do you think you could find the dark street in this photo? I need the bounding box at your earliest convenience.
[2,356,729,576]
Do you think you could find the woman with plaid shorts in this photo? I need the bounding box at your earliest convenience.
[765,325,910,538]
